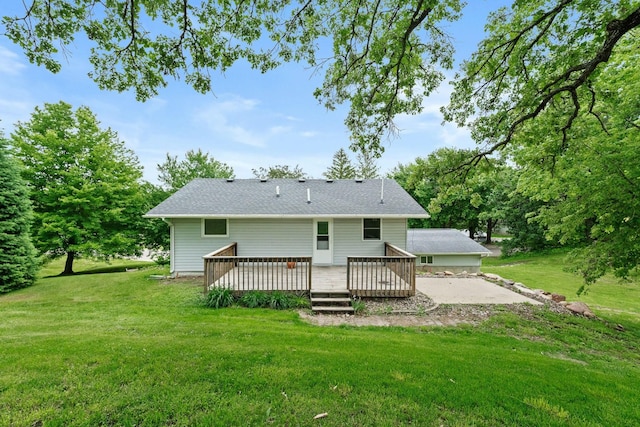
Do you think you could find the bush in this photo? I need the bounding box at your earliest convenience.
[236,291,309,310]
[269,291,292,310]
[204,286,235,308]
[291,295,311,309]
[240,291,269,308]
[351,297,366,314]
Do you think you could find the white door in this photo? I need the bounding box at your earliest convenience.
[313,219,333,265]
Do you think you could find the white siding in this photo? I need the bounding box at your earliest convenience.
[171,218,312,273]
[333,218,407,265]
[416,254,483,274]
[172,217,408,272]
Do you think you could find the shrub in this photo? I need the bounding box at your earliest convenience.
[291,295,311,309]
[204,286,235,308]
[351,297,366,314]
[240,291,269,308]
[268,291,292,310]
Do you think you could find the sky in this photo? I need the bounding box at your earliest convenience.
[0,1,508,183]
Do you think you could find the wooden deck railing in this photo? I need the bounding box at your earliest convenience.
[346,242,416,297]
[203,243,312,294]
[203,243,238,293]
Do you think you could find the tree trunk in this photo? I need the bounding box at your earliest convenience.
[486,219,495,244]
[62,251,75,275]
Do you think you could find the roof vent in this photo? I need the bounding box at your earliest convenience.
[276,186,280,197]
[355,179,363,183]
[260,178,268,183]
[326,179,334,183]
[298,178,306,183]
[226,179,234,182]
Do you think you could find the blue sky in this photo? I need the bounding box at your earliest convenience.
[0,1,506,183]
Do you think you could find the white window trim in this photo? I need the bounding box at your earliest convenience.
[362,218,382,241]
[201,218,229,238]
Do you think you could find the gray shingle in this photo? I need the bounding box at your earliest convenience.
[145,178,428,218]
[407,229,492,255]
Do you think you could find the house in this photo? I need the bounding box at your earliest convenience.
[145,178,428,297]
[407,228,492,274]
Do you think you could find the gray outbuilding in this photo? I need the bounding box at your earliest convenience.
[407,228,492,273]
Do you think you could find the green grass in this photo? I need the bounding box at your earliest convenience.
[482,249,640,322]
[1,258,639,426]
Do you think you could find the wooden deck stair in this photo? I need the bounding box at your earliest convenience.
[310,289,354,314]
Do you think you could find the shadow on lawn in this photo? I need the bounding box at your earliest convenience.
[44,261,155,278]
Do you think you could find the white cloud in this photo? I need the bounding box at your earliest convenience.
[269,125,291,135]
[0,46,25,75]
[300,130,318,138]
[195,95,266,147]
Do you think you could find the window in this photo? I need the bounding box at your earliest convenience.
[427,256,433,264]
[420,256,433,264]
[202,219,227,237]
[363,218,381,240]
[317,221,330,250]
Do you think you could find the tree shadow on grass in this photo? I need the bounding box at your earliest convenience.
[43,261,155,278]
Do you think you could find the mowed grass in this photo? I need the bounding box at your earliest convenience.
[1,258,639,426]
[482,249,640,322]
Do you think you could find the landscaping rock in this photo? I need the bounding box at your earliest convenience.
[551,293,566,303]
[501,278,515,286]
[484,273,502,281]
[539,292,553,300]
[514,284,537,295]
[565,302,596,318]
[444,271,455,276]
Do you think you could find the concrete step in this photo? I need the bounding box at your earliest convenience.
[310,289,350,297]
[312,306,355,313]
[311,297,352,304]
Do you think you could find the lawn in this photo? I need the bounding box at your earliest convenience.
[1,258,639,426]
[482,249,640,323]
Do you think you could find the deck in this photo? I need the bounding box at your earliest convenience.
[203,242,415,297]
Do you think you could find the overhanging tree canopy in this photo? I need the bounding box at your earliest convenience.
[443,0,640,161]
[2,0,463,153]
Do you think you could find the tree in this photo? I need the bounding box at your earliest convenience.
[510,32,640,285]
[355,149,380,179]
[0,136,39,292]
[252,165,307,179]
[139,182,171,259]
[500,191,556,256]
[323,148,356,179]
[11,102,145,275]
[2,0,464,153]
[388,161,437,229]
[443,1,640,161]
[157,149,234,192]
[392,148,513,242]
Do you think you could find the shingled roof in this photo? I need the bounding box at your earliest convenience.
[407,229,492,255]
[145,178,429,218]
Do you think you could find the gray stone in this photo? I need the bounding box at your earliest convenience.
[551,293,566,303]
[484,273,501,281]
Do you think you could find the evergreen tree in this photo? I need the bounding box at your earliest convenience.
[0,137,38,292]
[323,148,356,179]
[356,150,380,179]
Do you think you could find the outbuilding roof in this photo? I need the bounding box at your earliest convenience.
[145,178,429,218]
[407,229,492,255]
